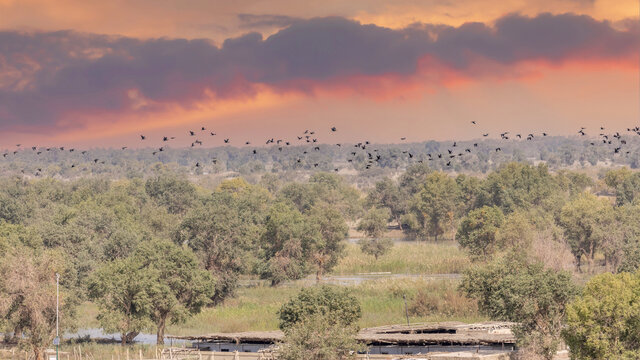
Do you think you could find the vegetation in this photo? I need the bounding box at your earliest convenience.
[357,207,393,259]
[278,286,361,331]
[88,239,214,344]
[277,286,363,360]
[278,313,362,360]
[5,142,640,358]
[0,247,77,360]
[457,206,504,259]
[563,272,640,359]
[331,241,470,275]
[461,255,578,359]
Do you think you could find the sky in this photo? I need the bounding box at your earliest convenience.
[0,0,638,148]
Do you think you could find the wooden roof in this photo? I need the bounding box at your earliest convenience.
[170,322,516,346]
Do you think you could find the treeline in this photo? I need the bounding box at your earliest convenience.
[4,136,640,180]
[3,162,640,358]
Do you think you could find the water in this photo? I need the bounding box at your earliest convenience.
[64,329,187,345]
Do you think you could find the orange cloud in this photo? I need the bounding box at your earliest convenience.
[1,12,638,146]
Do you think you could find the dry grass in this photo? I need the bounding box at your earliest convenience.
[408,282,478,318]
[531,234,575,273]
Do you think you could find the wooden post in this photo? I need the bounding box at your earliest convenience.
[139,349,142,360]
[78,346,82,360]
[126,348,129,360]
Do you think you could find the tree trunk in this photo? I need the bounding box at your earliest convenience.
[157,316,167,345]
[122,331,139,345]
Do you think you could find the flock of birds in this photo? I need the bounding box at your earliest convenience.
[3,122,640,177]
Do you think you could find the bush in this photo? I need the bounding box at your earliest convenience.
[563,272,640,359]
[278,313,363,360]
[278,285,361,331]
[460,255,577,360]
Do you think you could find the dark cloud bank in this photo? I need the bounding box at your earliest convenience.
[0,13,637,129]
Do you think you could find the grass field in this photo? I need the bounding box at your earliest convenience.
[73,241,477,336]
[172,278,486,334]
[331,241,470,275]
[76,278,484,337]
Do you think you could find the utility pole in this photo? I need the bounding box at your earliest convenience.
[55,273,60,360]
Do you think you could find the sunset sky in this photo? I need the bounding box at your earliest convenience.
[0,0,638,148]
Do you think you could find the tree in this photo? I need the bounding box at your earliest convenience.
[455,174,484,215]
[457,206,504,259]
[595,204,640,272]
[480,163,558,214]
[278,285,361,331]
[615,172,640,206]
[134,240,214,344]
[145,174,197,214]
[0,247,78,360]
[174,192,255,304]
[306,204,349,281]
[259,202,316,285]
[279,182,317,213]
[278,313,362,360]
[309,172,363,221]
[559,193,614,270]
[89,240,214,344]
[496,211,534,252]
[357,207,392,259]
[398,163,433,195]
[88,256,154,344]
[563,272,640,359]
[461,255,577,360]
[366,178,407,228]
[415,172,460,241]
[604,167,632,190]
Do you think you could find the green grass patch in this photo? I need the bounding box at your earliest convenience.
[168,278,485,336]
[331,241,471,275]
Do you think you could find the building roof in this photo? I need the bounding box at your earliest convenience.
[169,322,516,346]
